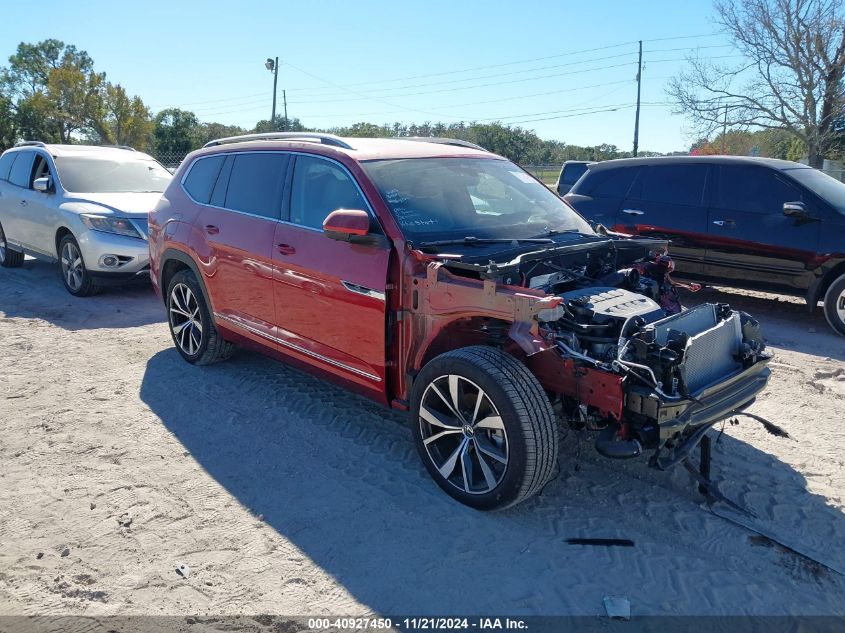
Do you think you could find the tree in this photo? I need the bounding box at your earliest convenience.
[254,115,307,133]
[87,83,153,150]
[668,0,845,167]
[153,108,202,155]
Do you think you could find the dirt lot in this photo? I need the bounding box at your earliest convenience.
[1,258,844,620]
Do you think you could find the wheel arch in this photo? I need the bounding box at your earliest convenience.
[54,226,74,258]
[160,248,215,313]
[807,258,845,308]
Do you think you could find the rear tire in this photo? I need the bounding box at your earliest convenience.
[167,269,234,365]
[58,234,101,296]
[823,272,845,337]
[0,222,24,268]
[410,346,558,510]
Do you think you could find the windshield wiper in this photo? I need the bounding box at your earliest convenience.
[418,236,554,248]
[530,228,581,237]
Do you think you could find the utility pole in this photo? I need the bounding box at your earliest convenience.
[283,89,288,131]
[265,56,279,126]
[633,40,642,157]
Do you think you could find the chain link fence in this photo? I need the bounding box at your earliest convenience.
[152,151,189,173]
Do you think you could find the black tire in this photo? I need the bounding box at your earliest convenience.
[410,346,558,510]
[58,234,101,296]
[166,269,234,365]
[823,272,845,337]
[0,222,24,268]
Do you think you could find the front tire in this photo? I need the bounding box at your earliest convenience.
[0,222,24,268]
[823,272,845,337]
[58,234,100,296]
[411,346,558,510]
[167,269,234,365]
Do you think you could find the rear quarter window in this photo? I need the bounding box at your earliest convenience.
[183,155,225,204]
[0,152,18,181]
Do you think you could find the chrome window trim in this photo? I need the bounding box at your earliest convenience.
[214,312,382,382]
[180,149,383,232]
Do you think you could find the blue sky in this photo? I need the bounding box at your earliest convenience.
[0,0,731,153]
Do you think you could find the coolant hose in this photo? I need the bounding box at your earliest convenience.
[595,424,642,459]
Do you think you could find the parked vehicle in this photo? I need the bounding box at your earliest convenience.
[149,133,771,509]
[0,142,171,296]
[554,160,590,196]
[564,156,845,336]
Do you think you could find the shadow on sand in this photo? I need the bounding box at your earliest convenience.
[140,346,845,616]
[0,257,162,330]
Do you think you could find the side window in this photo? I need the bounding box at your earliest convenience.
[716,165,803,214]
[289,155,369,230]
[561,163,588,187]
[223,153,288,219]
[578,167,639,198]
[0,152,18,181]
[32,155,52,185]
[637,164,708,206]
[183,155,225,204]
[9,152,35,188]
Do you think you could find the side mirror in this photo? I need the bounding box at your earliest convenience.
[783,201,807,218]
[323,209,371,242]
[33,177,52,193]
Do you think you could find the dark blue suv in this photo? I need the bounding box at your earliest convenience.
[563,156,845,336]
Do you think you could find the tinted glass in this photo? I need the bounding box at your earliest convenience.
[210,156,234,207]
[716,165,802,214]
[9,152,34,188]
[576,167,639,198]
[0,152,17,181]
[784,167,845,215]
[224,153,288,219]
[290,155,368,230]
[561,163,588,186]
[637,164,707,206]
[183,155,225,204]
[362,157,593,240]
[55,156,171,193]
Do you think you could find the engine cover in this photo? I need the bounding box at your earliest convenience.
[562,287,663,324]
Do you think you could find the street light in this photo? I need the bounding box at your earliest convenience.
[266,56,278,127]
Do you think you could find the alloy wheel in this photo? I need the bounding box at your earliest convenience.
[169,283,203,356]
[60,241,84,291]
[836,289,845,325]
[0,225,6,264]
[419,374,509,495]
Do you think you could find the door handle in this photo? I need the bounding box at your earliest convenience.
[204,224,220,235]
[622,209,643,216]
[19,200,27,207]
[277,243,296,255]
[712,220,736,227]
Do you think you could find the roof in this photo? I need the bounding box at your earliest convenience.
[6,143,156,161]
[189,136,501,162]
[586,155,811,171]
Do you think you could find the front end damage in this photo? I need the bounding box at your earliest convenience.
[405,236,772,473]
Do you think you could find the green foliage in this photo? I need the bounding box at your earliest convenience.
[153,108,203,155]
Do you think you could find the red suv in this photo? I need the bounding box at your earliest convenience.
[149,133,771,509]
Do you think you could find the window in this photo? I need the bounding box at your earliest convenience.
[55,156,171,193]
[9,152,34,188]
[183,155,225,204]
[716,165,803,214]
[577,167,639,198]
[290,155,368,230]
[637,164,708,206]
[223,153,288,219]
[32,155,52,184]
[785,167,845,215]
[560,163,589,187]
[0,152,17,181]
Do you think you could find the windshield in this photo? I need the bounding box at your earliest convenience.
[361,157,593,242]
[55,156,172,193]
[785,167,845,214]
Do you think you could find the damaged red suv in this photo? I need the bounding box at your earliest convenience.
[149,133,771,509]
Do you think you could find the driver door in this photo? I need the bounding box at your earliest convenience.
[271,154,390,392]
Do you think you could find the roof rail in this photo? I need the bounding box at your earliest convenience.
[397,137,487,152]
[203,132,354,150]
[14,141,47,148]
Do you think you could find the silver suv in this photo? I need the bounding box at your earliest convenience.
[0,142,171,295]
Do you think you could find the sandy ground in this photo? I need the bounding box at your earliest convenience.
[1,258,844,621]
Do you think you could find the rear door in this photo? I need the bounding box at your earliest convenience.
[195,152,288,339]
[271,153,390,391]
[564,165,640,227]
[1,151,35,247]
[616,163,710,276]
[705,164,821,290]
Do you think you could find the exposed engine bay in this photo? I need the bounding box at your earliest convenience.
[431,235,772,468]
